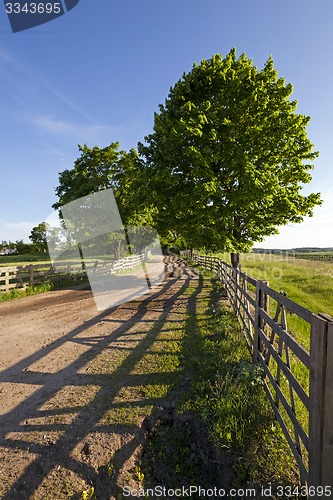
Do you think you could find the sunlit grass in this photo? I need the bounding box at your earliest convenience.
[191,254,320,482]
[218,252,333,316]
[0,254,51,266]
[214,252,333,348]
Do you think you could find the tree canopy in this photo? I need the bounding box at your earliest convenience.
[53,50,322,266]
[138,49,322,265]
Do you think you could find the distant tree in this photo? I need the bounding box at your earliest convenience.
[139,49,322,267]
[0,240,17,255]
[29,223,48,253]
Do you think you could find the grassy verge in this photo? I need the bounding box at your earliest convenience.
[197,255,314,480]
[140,273,299,493]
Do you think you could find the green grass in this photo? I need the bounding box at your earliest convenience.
[295,251,333,256]
[191,253,324,481]
[141,275,299,492]
[215,252,333,348]
[220,252,333,315]
[183,277,298,486]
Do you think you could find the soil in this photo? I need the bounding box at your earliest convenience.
[0,258,232,499]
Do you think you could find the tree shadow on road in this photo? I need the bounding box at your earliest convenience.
[0,257,206,499]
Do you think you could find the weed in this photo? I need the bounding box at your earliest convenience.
[81,485,95,499]
[134,465,144,483]
[141,276,298,490]
[107,462,115,478]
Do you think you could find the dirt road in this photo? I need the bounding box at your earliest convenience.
[0,257,199,499]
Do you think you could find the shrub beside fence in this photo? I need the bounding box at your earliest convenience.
[181,250,333,488]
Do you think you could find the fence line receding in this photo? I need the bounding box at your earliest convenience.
[181,250,333,489]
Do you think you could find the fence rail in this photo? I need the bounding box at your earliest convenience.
[0,254,147,293]
[93,254,145,276]
[181,250,333,488]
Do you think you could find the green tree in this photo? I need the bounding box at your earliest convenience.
[53,143,152,260]
[0,240,8,252]
[29,223,48,253]
[139,49,322,267]
[15,239,34,254]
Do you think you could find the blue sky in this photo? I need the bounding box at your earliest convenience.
[0,0,332,249]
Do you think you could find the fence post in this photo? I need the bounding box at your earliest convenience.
[5,271,10,292]
[253,281,262,362]
[309,313,333,487]
[224,262,228,285]
[92,261,98,277]
[252,280,269,362]
[29,265,34,286]
[322,318,333,487]
[233,268,239,313]
[218,259,222,282]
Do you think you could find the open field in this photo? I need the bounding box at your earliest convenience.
[218,252,333,317]
[0,254,51,266]
[243,254,332,313]
[0,254,116,267]
[215,252,333,353]
[0,254,148,303]
[294,253,333,263]
[296,252,333,256]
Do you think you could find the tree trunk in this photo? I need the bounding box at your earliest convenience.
[137,246,144,256]
[230,252,240,269]
[114,240,121,260]
[124,227,132,255]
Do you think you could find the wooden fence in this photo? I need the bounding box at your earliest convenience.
[182,251,333,488]
[0,254,147,293]
[92,254,145,277]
